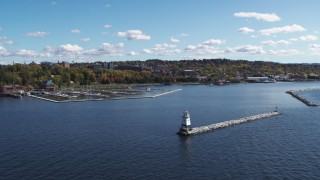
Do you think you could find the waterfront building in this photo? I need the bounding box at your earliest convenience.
[0,85,28,95]
[41,80,56,91]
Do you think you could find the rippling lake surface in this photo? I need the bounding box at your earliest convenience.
[1,82,320,179]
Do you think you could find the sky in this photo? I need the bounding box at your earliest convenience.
[1,0,320,64]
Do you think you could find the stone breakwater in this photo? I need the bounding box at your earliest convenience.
[151,89,182,97]
[286,90,319,106]
[178,111,280,135]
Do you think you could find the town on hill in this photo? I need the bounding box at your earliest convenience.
[1,59,320,89]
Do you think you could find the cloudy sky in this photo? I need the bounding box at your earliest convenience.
[0,0,320,64]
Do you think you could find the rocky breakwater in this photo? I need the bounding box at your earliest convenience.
[178,111,281,136]
[286,90,319,106]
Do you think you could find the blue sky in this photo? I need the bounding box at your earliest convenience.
[1,0,320,64]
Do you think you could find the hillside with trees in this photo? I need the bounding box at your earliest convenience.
[1,59,320,88]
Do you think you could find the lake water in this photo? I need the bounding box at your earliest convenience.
[1,82,320,179]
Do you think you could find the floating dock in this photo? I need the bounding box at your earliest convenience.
[286,90,319,106]
[177,111,280,136]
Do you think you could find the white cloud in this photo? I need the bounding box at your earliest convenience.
[239,27,255,34]
[309,44,320,55]
[0,36,7,40]
[116,30,151,40]
[0,45,9,56]
[142,43,180,55]
[0,46,6,52]
[261,40,291,46]
[80,38,90,42]
[234,12,281,22]
[180,33,190,37]
[43,46,55,53]
[1,40,14,45]
[104,24,112,29]
[155,43,176,48]
[225,45,265,55]
[116,32,126,37]
[260,24,306,36]
[56,44,84,55]
[267,49,302,55]
[184,39,225,55]
[170,37,180,43]
[184,44,222,55]
[290,35,318,41]
[71,29,81,34]
[127,51,140,56]
[84,43,124,56]
[14,49,39,57]
[202,39,225,45]
[142,49,152,54]
[185,45,197,51]
[60,44,83,52]
[25,31,50,37]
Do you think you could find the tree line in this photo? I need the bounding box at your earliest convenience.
[0,59,320,88]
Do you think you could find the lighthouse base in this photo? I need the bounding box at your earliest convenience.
[177,127,192,135]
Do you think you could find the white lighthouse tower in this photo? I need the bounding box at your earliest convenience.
[180,110,192,132]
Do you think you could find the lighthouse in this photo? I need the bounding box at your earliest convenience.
[180,110,192,132]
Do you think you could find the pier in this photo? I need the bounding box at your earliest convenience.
[286,90,319,106]
[27,89,182,103]
[178,111,281,136]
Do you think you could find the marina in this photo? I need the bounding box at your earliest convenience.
[178,110,281,135]
[26,89,183,103]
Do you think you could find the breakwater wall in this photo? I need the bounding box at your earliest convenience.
[178,111,280,135]
[152,89,182,97]
[286,90,319,106]
[27,89,182,103]
[27,94,105,103]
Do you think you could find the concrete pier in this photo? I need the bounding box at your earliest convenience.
[286,90,319,106]
[177,111,280,135]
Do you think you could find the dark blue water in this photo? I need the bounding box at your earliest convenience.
[1,82,320,179]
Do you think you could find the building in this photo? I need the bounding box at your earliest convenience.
[0,85,28,95]
[246,77,275,83]
[40,61,54,67]
[103,62,115,70]
[90,63,103,72]
[41,80,56,91]
[182,70,197,77]
[308,73,319,79]
[61,61,70,68]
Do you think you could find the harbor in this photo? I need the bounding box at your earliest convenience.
[178,110,281,136]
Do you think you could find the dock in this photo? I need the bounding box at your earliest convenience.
[177,111,280,136]
[27,89,182,103]
[286,90,319,106]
